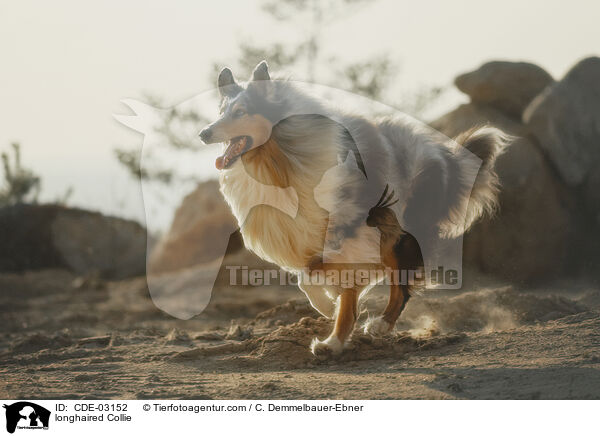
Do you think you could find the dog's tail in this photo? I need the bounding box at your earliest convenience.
[438,126,510,238]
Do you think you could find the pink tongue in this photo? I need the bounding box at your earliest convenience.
[215,137,247,170]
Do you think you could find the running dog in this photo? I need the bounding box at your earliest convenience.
[200,61,506,357]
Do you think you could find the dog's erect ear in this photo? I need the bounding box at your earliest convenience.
[251,61,270,81]
[218,67,236,88]
[218,67,241,97]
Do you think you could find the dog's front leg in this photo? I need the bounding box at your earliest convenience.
[311,288,358,358]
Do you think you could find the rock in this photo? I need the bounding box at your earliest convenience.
[164,328,191,345]
[584,170,600,226]
[432,102,521,135]
[9,332,72,354]
[455,61,553,118]
[431,103,571,282]
[77,335,112,348]
[225,323,253,341]
[148,180,242,274]
[523,57,600,276]
[71,274,105,290]
[194,331,224,341]
[523,57,600,187]
[0,204,146,279]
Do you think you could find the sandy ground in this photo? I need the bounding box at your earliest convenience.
[1,269,599,399]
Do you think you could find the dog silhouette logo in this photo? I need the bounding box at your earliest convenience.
[3,402,50,434]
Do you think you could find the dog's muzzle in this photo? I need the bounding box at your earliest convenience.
[199,128,213,143]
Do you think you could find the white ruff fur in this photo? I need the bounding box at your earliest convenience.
[218,120,338,271]
[219,117,384,317]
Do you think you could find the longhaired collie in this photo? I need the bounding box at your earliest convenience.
[200,61,507,357]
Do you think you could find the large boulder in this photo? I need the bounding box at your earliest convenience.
[0,204,146,279]
[523,57,600,272]
[523,57,600,188]
[431,103,571,282]
[455,61,554,118]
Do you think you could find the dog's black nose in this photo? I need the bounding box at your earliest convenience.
[199,128,213,143]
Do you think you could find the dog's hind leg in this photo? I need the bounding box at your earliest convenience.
[311,288,358,357]
[364,283,411,335]
[364,233,422,336]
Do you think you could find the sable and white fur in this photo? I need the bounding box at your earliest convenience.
[200,61,507,356]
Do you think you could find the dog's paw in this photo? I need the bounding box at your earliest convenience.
[363,316,393,336]
[310,336,343,359]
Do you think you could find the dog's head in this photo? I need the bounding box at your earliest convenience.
[200,61,282,170]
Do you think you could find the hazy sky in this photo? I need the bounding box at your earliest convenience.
[1,0,598,227]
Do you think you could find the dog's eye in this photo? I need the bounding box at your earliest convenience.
[232,108,246,118]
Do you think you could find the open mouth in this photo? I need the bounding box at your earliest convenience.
[215,136,253,170]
